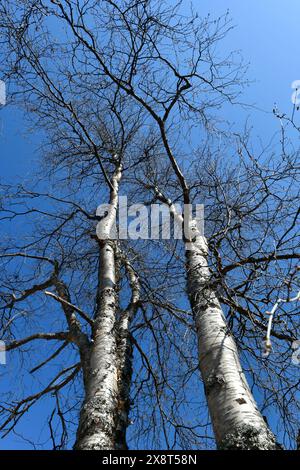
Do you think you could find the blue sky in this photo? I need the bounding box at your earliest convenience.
[0,0,299,449]
[199,0,300,126]
[3,0,299,181]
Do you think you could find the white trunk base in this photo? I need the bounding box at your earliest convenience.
[186,234,279,450]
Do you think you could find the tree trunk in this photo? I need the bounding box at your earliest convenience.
[115,253,140,449]
[185,230,278,450]
[75,166,132,450]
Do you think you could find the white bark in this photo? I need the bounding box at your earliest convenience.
[151,190,278,448]
[75,166,123,450]
[185,224,278,449]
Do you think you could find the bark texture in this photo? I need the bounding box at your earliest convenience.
[74,241,120,450]
[185,226,278,450]
[75,166,130,450]
[115,253,140,449]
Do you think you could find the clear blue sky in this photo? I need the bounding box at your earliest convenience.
[198,0,300,126]
[0,0,299,449]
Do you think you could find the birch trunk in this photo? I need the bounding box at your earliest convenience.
[75,166,125,450]
[185,226,278,450]
[115,253,140,449]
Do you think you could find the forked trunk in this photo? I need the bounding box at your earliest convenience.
[75,166,132,450]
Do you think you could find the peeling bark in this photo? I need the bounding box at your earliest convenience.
[185,227,278,450]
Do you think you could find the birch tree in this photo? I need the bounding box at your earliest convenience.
[0,112,141,449]
[0,2,146,444]
[0,0,299,450]
[138,143,300,449]
[0,1,202,449]
[23,0,297,449]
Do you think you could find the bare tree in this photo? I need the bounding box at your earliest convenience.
[0,119,141,449]
[0,0,299,450]
[138,138,299,448]
[0,0,206,448]
[0,3,147,444]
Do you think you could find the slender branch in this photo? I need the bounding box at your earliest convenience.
[5,332,70,351]
[222,253,300,275]
[30,341,69,374]
[263,290,300,357]
[44,291,94,326]
[0,363,81,437]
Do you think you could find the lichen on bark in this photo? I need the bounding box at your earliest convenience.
[219,424,279,450]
